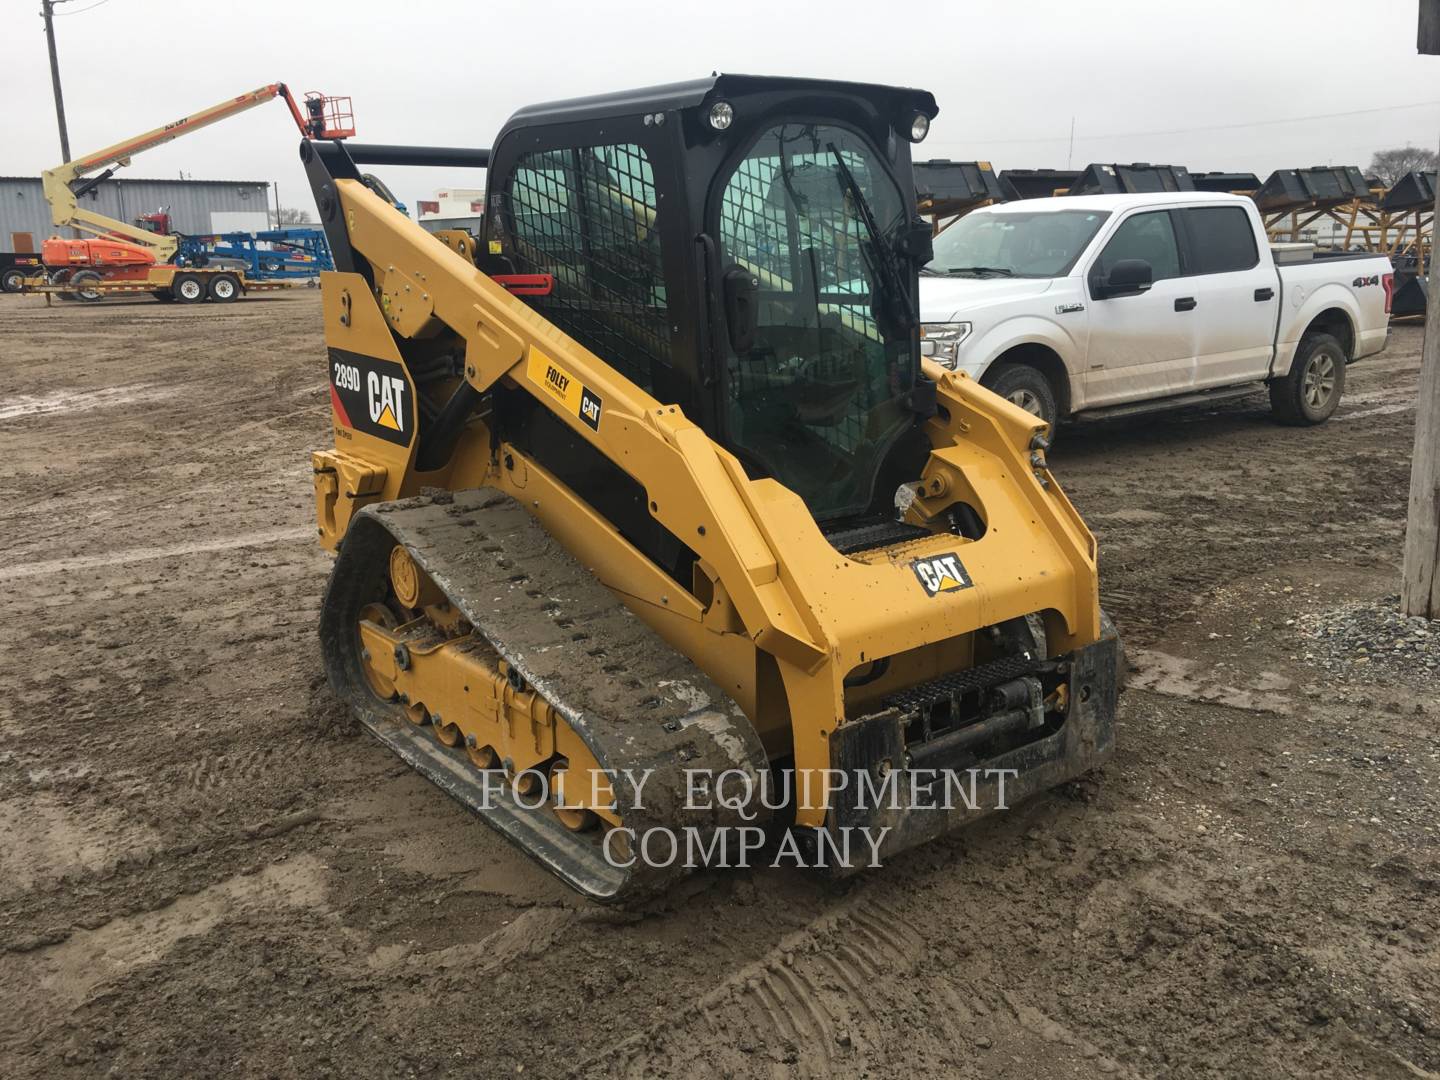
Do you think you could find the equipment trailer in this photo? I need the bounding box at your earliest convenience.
[22,264,296,304]
[23,82,351,304]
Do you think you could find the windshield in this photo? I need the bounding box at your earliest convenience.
[925,208,1110,278]
[715,122,914,522]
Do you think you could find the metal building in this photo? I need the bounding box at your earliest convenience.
[0,176,273,251]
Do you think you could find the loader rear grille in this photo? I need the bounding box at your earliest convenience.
[884,653,1038,714]
[505,143,669,392]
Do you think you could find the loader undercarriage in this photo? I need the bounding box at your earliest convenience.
[320,489,772,901]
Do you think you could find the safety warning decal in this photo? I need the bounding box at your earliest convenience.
[527,348,603,432]
[328,348,413,447]
[910,551,974,597]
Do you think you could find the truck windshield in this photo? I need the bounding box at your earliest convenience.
[925,209,1110,279]
[714,122,914,522]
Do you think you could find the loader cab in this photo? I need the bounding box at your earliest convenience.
[482,75,938,524]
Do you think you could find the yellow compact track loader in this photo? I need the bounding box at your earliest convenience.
[303,75,1119,901]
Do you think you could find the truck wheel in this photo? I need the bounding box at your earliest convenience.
[71,270,103,303]
[1270,332,1345,425]
[981,364,1059,430]
[207,273,240,302]
[172,273,205,303]
[1,268,26,293]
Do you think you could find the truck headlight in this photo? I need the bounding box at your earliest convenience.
[920,322,972,368]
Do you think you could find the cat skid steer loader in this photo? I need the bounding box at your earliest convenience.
[303,75,1118,901]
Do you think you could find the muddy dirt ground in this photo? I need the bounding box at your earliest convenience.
[0,292,1435,1079]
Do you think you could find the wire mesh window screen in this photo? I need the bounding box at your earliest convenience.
[506,144,668,392]
[716,123,910,519]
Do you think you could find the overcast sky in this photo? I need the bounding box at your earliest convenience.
[4,0,1440,217]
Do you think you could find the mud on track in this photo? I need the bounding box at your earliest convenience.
[0,293,1435,1079]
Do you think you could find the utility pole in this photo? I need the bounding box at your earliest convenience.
[41,0,71,162]
[1406,0,1440,618]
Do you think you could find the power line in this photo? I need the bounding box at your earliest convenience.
[944,99,1440,146]
[53,0,111,14]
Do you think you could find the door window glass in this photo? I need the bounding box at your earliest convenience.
[715,123,913,521]
[1094,211,1181,282]
[1182,206,1259,274]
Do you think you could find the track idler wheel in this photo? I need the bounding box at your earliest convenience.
[358,603,400,700]
[389,544,443,609]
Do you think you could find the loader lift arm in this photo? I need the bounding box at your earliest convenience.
[41,83,352,263]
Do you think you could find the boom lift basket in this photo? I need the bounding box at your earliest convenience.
[304,92,355,140]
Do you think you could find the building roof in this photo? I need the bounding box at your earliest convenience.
[0,176,270,187]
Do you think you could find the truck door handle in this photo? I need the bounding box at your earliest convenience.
[1174,297,1197,312]
[1254,287,1274,301]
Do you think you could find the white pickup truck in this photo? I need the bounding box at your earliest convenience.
[919,191,1392,430]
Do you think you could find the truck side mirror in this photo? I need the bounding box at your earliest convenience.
[1094,258,1153,299]
[723,265,760,355]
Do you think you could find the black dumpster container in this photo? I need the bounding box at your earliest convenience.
[1067,163,1196,195]
[1191,172,1261,194]
[913,160,1007,208]
[998,169,1080,200]
[1254,167,1372,212]
[1382,171,1437,212]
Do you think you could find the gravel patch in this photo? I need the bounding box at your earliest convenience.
[1297,595,1440,689]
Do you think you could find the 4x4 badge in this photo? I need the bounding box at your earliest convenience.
[911,551,974,597]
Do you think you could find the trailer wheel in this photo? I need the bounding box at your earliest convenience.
[1270,332,1346,425]
[1,267,27,293]
[207,273,240,303]
[71,270,103,303]
[172,273,205,303]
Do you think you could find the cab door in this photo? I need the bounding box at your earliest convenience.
[1175,205,1278,387]
[1081,209,1196,408]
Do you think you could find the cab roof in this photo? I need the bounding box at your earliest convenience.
[500,73,938,130]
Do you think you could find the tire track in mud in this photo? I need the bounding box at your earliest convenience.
[575,891,923,1078]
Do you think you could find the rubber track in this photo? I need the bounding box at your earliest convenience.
[320,489,771,902]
